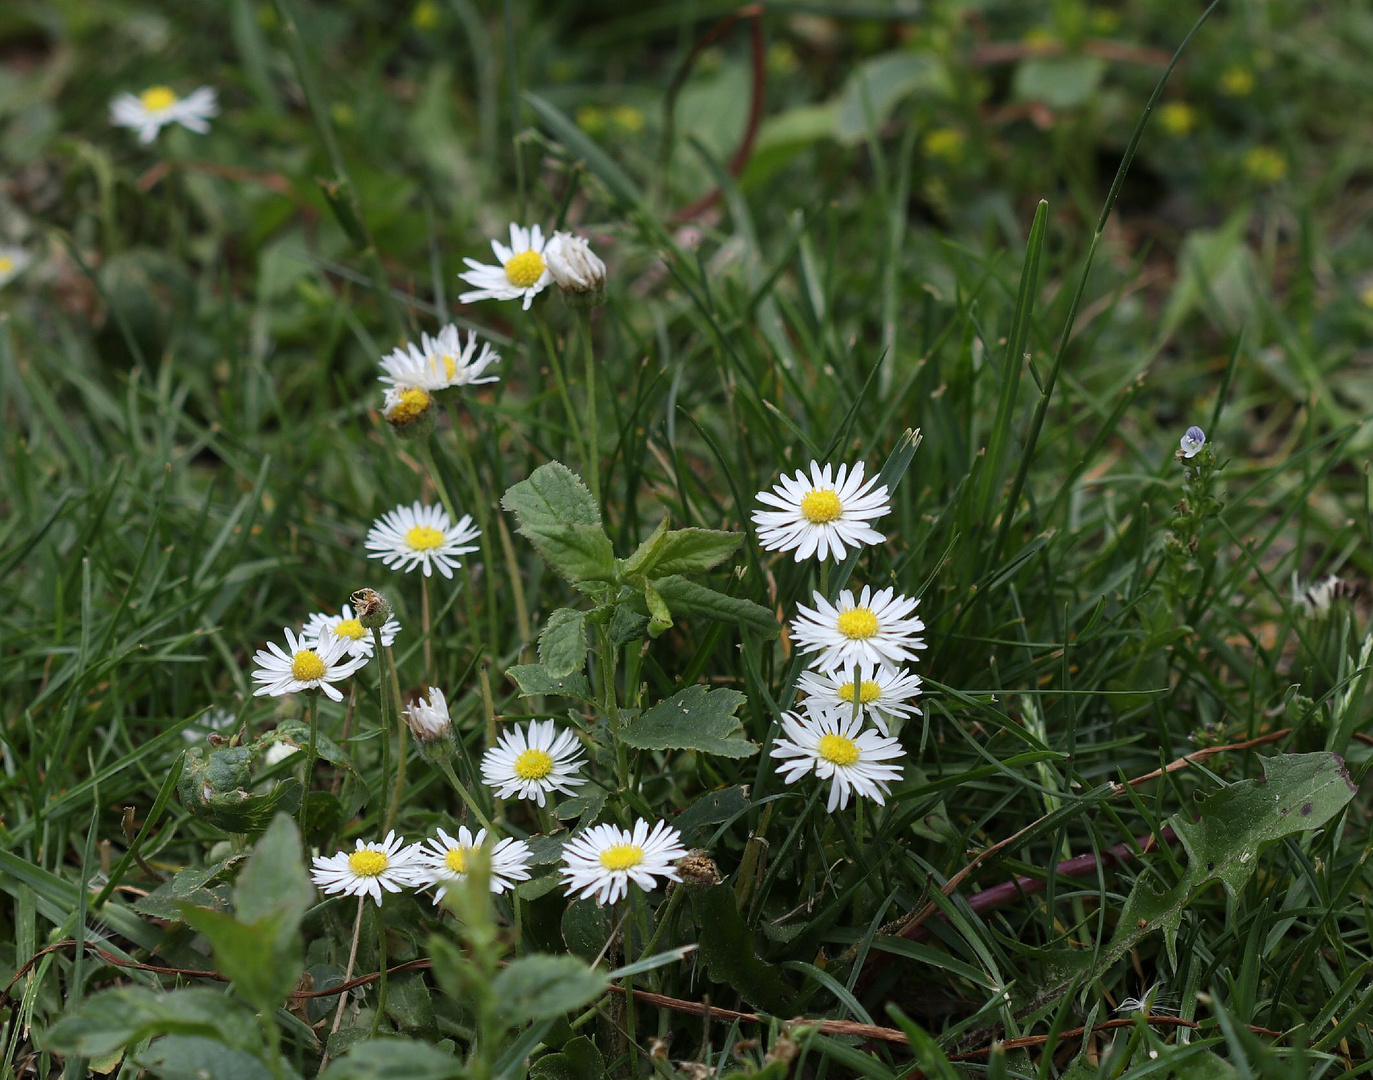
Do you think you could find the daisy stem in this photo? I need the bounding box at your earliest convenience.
[535,314,588,471]
[300,692,319,833]
[439,758,496,834]
[636,882,686,969]
[372,627,394,825]
[595,625,628,789]
[445,403,501,655]
[370,913,388,1036]
[578,309,599,502]
[320,896,365,1075]
[385,646,407,834]
[421,432,482,660]
[421,567,434,684]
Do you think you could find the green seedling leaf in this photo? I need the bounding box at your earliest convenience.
[619,684,757,759]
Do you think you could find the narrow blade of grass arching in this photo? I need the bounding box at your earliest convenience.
[91,753,185,909]
[989,1,1222,570]
[605,945,695,981]
[828,428,921,602]
[522,92,645,211]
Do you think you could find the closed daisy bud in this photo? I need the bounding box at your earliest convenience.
[382,385,437,439]
[545,231,606,307]
[403,687,455,763]
[349,588,393,630]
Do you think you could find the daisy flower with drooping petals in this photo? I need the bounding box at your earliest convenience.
[365,502,480,579]
[418,826,532,900]
[378,324,501,393]
[480,719,586,806]
[110,85,218,144]
[302,603,401,661]
[752,461,891,562]
[250,627,366,702]
[796,662,923,735]
[0,247,33,289]
[790,585,925,674]
[403,686,453,744]
[458,223,553,310]
[560,820,687,906]
[310,832,427,906]
[770,710,904,812]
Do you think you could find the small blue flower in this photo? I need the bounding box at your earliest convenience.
[1179,426,1206,459]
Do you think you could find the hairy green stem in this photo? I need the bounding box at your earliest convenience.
[439,758,496,833]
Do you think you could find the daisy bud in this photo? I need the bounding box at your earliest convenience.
[403,687,456,763]
[350,588,392,630]
[382,385,437,440]
[675,849,722,890]
[544,231,606,307]
[1178,425,1206,459]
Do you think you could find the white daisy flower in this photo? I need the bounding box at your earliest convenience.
[544,231,606,294]
[752,461,891,562]
[0,247,33,289]
[109,85,218,144]
[263,741,300,766]
[458,223,553,310]
[560,820,687,906]
[309,832,427,906]
[302,603,401,660]
[378,324,500,393]
[403,686,452,743]
[791,585,925,674]
[796,662,923,735]
[365,501,480,579]
[250,627,367,703]
[418,826,532,900]
[770,710,904,812]
[480,719,586,806]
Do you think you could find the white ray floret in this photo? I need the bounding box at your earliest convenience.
[560,820,687,906]
[0,247,33,289]
[110,85,217,144]
[417,826,532,900]
[378,324,500,392]
[302,603,400,660]
[752,461,890,562]
[770,710,904,812]
[790,585,925,673]
[481,719,587,806]
[796,662,923,735]
[403,686,452,743]
[365,502,480,579]
[458,223,553,310]
[250,627,366,702]
[310,832,427,906]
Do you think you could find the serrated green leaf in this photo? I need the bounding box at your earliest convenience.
[673,786,751,842]
[651,529,743,575]
[620,684,757,758]
[179,906,302,1015]
[519,523,616,583]
[506,664,592,700]
[491,954,609,1024]
[648,575,779,637]
[539,608,588,678]
[690,884,790,1013]
[619,515,670,578]
[502,461,601,529]
[640,578,673,638]
[529,1035,606,1080]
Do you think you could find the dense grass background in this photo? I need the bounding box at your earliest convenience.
[4,0,1373,1077]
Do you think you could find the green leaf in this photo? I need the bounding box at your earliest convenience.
[43,987,260,1059]
[607,603,651,646]
[640,578,673,638]
[648,575,779,638]
[266,720,359,778]
[530,1036,606,1080]
[235,813,315,926]
[619,684,758,759]
[651,529,744,575]
[524,92,645,208]
[834,51,949,145]
[491,954,609,1024]
[619,515,670,578]
[179,906,302,1015]
[1012,55,1107,110]
[135,1035,276,1080]
[502,461,602,529]
[673,786,751,842]
[539,608,588,678]
[177,745,303,835]
[690,885,790,1013]
[561,899,614,962]
[885,1006,959,1080]
[321,1038,463,1079]
[519,524,616,584]
[506,663,592,700]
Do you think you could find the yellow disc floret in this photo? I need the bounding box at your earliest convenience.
[348,849,388,877]
[0,256,13,275]
[598,843,645,871]
[817,732,861,767]
[291,649,326,681]
[387,387,432,424]
[838,679,883,704]
[799,488,843,524]
[444,847,469,874]
[513,748,554,781]
[504,249,546,289]
[334,618,366,641]
[405,525,445,551]
[140,86,179,112]
[836,607,879,640]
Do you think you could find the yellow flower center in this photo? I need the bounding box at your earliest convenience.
[836,607,879,640]
[140,86,179,112]
[388,387,431,424]
[444,847,469,874]
[0,256,13,274]
[799,488,843,524]
[504,249,545,289]
[405,524,445,551]
[334,618,366,641]
[347,849,388,877]
[432,354,458,381]
[838,679,883,705]
[598,843,645,871]
[513,748,554,780]
[817,732,861,767]
[291,649,326,681]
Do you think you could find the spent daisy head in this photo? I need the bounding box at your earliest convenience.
[544,231,606,300]
[790,585,926,674]
[480,719,586,806]
[752,460,891,563]
[770,710,904,812]
[379,324,500,396]
[403,686,455,763]
[382,385,437,439]
[0,246,33,289]
[310,832,427,906]
[365,502,480,579]
[796,662,923,736]
[302,603,400,660]
[560,820,687,906]
[458,223,553,310]
[418,826,532,900]
[250,627,366,702]
[109,85,217,144]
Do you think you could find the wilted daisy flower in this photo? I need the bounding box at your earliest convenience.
[109,85,217,144]
[560,820,687,906]
[403,687,452,743]
[251,627,366,702]
[418,826,532,900]
[1179,426,1206,459]
[544,231,606,295]
[752,461,890,563]
[0,247,32,289]
[458,223,552,310]
[796,662,923,735]
[378,324,500,393]
[302,603,400,661]
[770,710,904,812]
[310,832,426,906]
[480,719,586,806]
[791,585,925,673]
[365,502,480,579]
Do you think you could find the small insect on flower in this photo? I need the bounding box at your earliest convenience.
[752,461,891,563]
[544,231,607,295]
[365,502,480,579]
[0,246,33,289]
[790,585,926,673]
[109,85,217,144]
[796,662,923,735]
[378,324,500,394]
[560,820,688,906]
[458,223,553,310]
[481,719,587,806]
[1179,425,1207,459]
[310,832,427,906]
[250,627,367,702]
[770,709,905,812]
[418,826,532,900]
[303,603,401,661]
